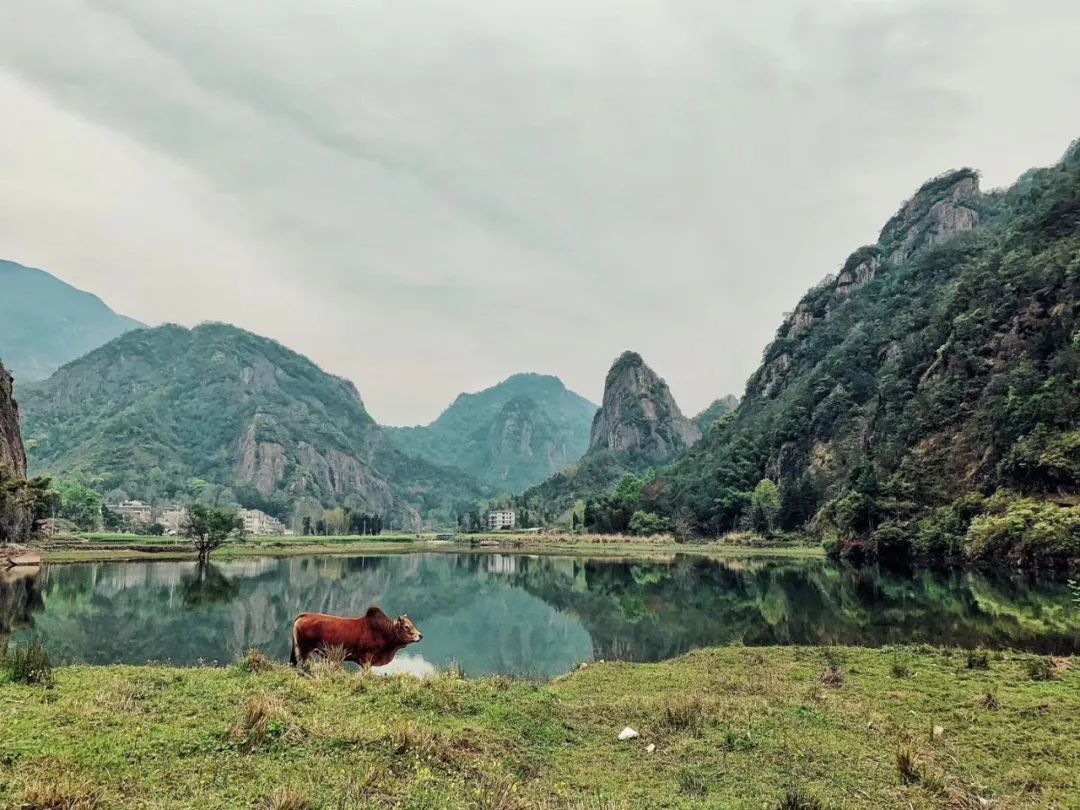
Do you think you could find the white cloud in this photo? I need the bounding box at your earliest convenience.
[1,0,1078,424]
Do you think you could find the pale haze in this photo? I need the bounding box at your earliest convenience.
[1,1,1078,425]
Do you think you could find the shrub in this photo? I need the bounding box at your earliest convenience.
[889,654,914,678]
[965,648,990,670]
[1025,656,1055,682]
[896,745,920,785]
[965,498,1080,568]
[238,648,273,674]
[3,638,54,687]
[627,510,671,536]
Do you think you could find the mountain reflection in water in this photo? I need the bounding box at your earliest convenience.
[3,553,1078,677]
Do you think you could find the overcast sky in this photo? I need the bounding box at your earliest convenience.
[1,1,1078,425]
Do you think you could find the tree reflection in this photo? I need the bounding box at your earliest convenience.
[181,563,239,610]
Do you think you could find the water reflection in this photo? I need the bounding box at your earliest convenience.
[3,553,1079,677]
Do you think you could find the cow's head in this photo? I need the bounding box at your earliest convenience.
[395,614,423,644]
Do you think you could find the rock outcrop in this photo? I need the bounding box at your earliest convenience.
[0,363,26,479]
[879,170,981,264]
[587,352,700,460]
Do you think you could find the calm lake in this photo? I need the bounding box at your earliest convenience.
[3,552,1079,678]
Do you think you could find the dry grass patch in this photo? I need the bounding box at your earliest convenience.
[19,777,102,810]
[656,693,713,732]
[259,786,312,810]
[230,694,290,749]
[238,647,275,674]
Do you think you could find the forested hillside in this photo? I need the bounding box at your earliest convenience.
[387,373,596,493]
[0,259,142,383]
[19,323,487,529]
[638,141,1080,568]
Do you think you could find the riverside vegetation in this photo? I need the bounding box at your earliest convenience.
[1,645,1077,808]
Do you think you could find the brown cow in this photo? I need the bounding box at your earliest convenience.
[290,606,423,668]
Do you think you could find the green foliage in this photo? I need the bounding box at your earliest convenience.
[627,510,670,536]
[0,466,55,544]
[183,503,244,563]
[965,498,1080,568]
[50,478,103,531]
[2,637,54,687]
[747,478,781,535]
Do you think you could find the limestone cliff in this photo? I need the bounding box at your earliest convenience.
[0,363,26,479]
[587,352,700,461]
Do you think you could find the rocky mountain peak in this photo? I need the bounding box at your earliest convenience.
[0,363,27,479]
[879,169,981,264]
[587,351,700,459]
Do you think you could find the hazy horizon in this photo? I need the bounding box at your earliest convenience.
[2,1,1079,424]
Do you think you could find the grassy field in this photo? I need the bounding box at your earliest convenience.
[37,532,825,564]
[1,646,1076,808]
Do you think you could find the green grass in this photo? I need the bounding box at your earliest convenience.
[1,646,1076,808]
[39,533,825,564]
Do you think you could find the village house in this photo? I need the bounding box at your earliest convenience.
[239,508,286,537]
[106,500,153,527]
[486,509,516,531]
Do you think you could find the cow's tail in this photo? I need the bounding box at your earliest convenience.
[289,616,303,667]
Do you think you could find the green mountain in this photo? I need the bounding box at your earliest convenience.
[509,352,700,523]
[387,373,597,493]
[639,141,1080,568]
[0,259,143,383]
[19,323,487,529]
[693,395,740,433]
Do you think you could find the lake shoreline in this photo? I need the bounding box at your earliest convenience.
[35,533,826,564]
[1,645,1075,808]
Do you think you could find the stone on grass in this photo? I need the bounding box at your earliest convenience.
[617,727,639,741]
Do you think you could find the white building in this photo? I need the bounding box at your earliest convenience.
[486,509,516,531]
[240,508,286,537]
[107,500,153,527]
[160,507,187,535]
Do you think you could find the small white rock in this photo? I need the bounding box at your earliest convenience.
[645,743,656,753]
[617,727,639,741]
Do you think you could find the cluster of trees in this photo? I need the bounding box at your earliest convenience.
[300,508,384,536]
[582,473,671,536]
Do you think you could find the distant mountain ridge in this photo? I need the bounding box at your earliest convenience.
[19,322,488,529]
[387,373,597,493]
[0,259,143,383]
